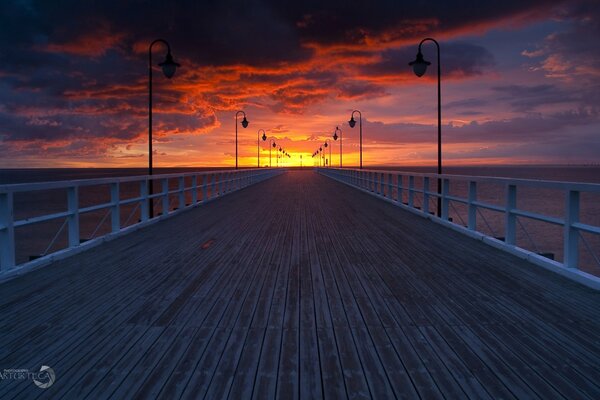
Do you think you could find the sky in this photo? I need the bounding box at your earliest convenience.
[0,0,599,168]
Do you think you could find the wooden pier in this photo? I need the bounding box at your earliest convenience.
[0,170,599,399]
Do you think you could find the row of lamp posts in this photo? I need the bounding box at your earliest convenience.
[148,37,443,216]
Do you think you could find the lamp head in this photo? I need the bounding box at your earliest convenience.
[324,142,328,148]
[272,142,276,148]
[409,51,430,77]
[349,116,356,128]
[333,132,338,141]
[159,52,180,79]
[241,116,249,128]
[262,132,267,141]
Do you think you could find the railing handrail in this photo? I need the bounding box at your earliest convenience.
[0,168,285,274]
[335,167,600,193]
[0,168,267,193]
[317,167,600,289]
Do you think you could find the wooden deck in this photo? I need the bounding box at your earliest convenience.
[0,170,599,399]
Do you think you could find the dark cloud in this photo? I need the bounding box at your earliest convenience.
[445,98,488,109]
[491,84,578,111]
[352,108,599,145]
[0,0,596,165]
[360,42,495,79]
[521,0,600,83]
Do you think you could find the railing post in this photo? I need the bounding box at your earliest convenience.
[408,176,415,207]
[380,173,384,195]
[202,175,208,201]
[505,184,517,245]
[67,186,80,247]
[388,173,392,198]
[0,192,16,269]
[191,176,198,204]
[564,190,580,268]
[162,179,169,215]
[468,181,477,230]
[140,180,149,222]
[110,182,120,233]
[212,173,216,198]
[423,177,430,215]
[397,174,403,202]
[441,178,450,220]
[178,176,185,210]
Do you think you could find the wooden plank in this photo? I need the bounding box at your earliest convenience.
[276,328,299,400]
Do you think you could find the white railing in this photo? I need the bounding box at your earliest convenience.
[317,168,600,285]
[0,168,284,273]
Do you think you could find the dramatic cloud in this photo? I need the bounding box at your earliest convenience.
[0,0,598,166]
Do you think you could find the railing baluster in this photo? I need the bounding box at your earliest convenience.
[388,173,392,198]
[423,177,430,215]
[178,176,185,210]
[441,178,450,220]
[564,190,580,268]
[397,174,402,202]
[202,175,208,201]
[191,176,198,204]
[140,180,149,221]
[162,179,169,215]
[408,176,415,207]
[0,192,16,269]
[67,186,80,247]
[468,181,477,230]
[110,182,120,233]
[505,184,517,245]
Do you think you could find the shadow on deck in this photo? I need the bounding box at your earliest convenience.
[0,170,599,399]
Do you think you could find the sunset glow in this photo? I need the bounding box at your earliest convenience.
[1,1,599,167]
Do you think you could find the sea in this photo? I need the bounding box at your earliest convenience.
[1,165,599,277]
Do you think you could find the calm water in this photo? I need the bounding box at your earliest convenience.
[1,166,599,276]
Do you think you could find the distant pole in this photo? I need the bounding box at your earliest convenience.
[148,39,180,218]
[324,139,331,168]
[349,110,362,169]
[333,127,342,168]
[409,37,442,217]
[258,129,266,168]
[269,139,276,167]
[235,110,248,169]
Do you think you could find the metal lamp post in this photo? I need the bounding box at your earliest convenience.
[148,39,180,218]
[319,147,323,167]
[258,129,266,168]
[333,126,342,168]
[349,110,362,169]
[235,111,249,169]
[269,140,276,167]
[409,37,442,217]
[324,139,331,168]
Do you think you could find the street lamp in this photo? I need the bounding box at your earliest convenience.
[269,140,276,167]
[333,126,342,168]
[324,139,331,168]
[148,38,180,218]
[409,37,442,217]
[278,146,282,167]
[319,146,323,167]
[349,110,363,169]
[258,129,266,168]
[235,110,249,169]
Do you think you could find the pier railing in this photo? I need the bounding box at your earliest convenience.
[0,168,284,274]
[318,168,600,281]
